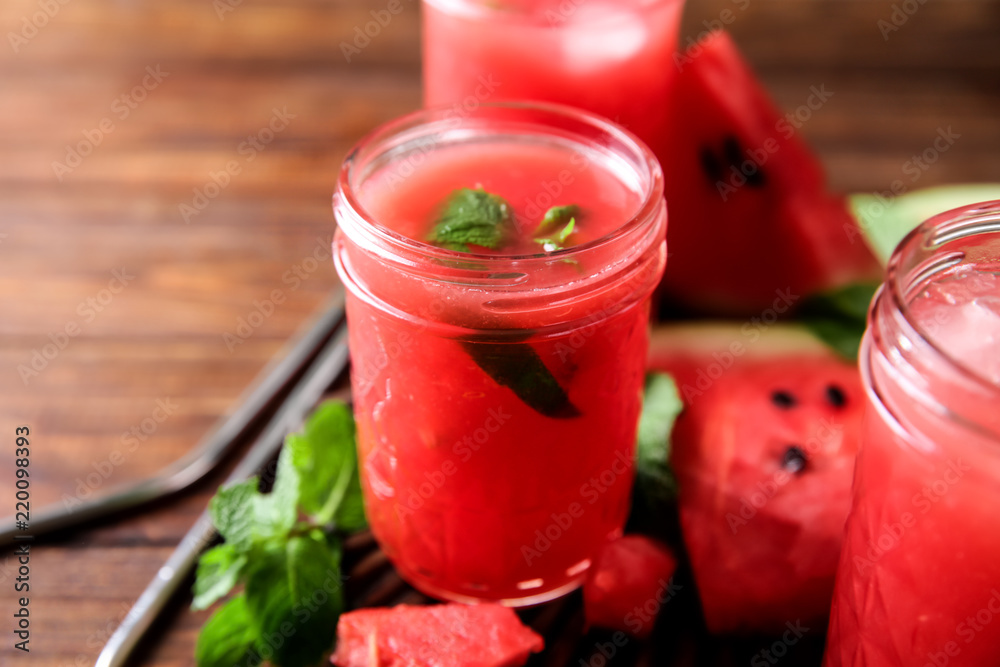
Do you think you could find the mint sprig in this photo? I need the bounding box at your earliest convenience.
[534,204,579,236]
[535,217,576,253]
[425,191,584,418]
[630,372,683,530]
[428,187,514,252]
[193,400,366,667]
[284,401,366,529]
[635,373,682,498]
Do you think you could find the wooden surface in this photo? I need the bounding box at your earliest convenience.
[0,0,997,665]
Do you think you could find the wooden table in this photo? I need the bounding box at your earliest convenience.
[0,1,997,665]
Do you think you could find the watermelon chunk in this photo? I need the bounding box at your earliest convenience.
[583,535,678,639]
[659,31,880,315]
[648,323,863,634]
[331,603,543,667]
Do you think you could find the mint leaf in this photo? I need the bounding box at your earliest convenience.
[630,373,683,531]
[209,475,295,549]
[463,341,579,419]
[331,471,367,533]
[807,282,875,322]
[253,443,300,538]
[428,187,514,252]
[208,479,259,551]
[555,217,575,244]
[534,204,579,236]
[286,401,367,529]
[195,594,257,667]
[635,373,682,499]
[535,217,576,252]
[192,543,247,611]
[244,535,344,667]
[797,282,879,360]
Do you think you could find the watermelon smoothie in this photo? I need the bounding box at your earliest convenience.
[825,202,1000,666]
[332,104,666,605]
[422,0,684,161]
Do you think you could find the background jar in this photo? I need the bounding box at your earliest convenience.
[422,0,685,162]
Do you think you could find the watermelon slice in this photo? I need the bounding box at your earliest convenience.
[583,535,678,639]
[648,323,863,634]
[850,183,1000,264]
[659,31,880,315]
[331,603,543,667]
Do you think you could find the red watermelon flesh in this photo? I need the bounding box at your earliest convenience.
[659,31,879,315]
[648,324,863,634]
[583,535,678,639]
[331,603,543,667]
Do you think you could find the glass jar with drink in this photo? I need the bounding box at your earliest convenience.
[333,103,667,605]
[825,201,1000,665]
[423,0,684,161]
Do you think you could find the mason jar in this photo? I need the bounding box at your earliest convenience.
[825,201,1000,665]
[422,0,684,161]
[332,103,667,605]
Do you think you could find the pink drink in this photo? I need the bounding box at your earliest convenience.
[360,143,640,255]
[423,0,684,160]
[825,202,1000,665]
[333,105,666,605]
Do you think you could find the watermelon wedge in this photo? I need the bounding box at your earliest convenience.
[648,323,863,634]
[659,31,880,315]
[331,603,543,667]
[850,183,1000,264]
[583,535,678,639]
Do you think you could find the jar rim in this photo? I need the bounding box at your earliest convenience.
[333,101,665,271]
[885,199,1000,395]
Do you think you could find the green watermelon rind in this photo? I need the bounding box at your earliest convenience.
[649,322,835,364]
[852,183,1000,265]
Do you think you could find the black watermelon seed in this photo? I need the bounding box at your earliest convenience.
[771,390,797,409]
[745,165,767,188]
[782,445,808,474]
[699,146,723,185]
[722,135,743,166]
[722,135,767,188]
[826,384,847,408]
